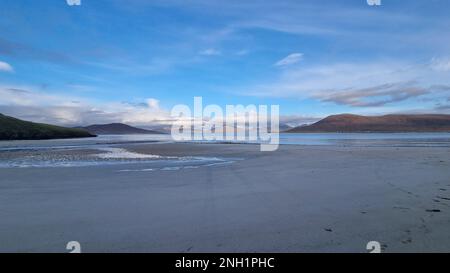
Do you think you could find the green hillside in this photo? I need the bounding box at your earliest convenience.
[0,113,96,140]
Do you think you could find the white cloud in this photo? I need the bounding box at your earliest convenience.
[430,57,450,72]
[66,0,81,6]
[146,98,160,110]
[0,61,13,72]
[275,53,303,67]
[0,86,303,130]
[244,59,450,109]
[199,48,221,56]
[0,85,170,126]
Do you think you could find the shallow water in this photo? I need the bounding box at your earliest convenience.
[1,133,450,168]
[0,135,233,168]
[0,148,233,169]
[2,133,450,151]
[0,134,173,151]
[279,133,450,147]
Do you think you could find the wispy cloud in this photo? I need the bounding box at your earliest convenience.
[275,53,303,67]
[235,49,249,56]
[199,48,221,56]
[0,38,74,65]
[66,0,81,6]
[0,61,13,72]
[435,104,450,111]
[318,83,430,107]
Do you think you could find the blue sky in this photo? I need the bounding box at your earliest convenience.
[0,0,450,126]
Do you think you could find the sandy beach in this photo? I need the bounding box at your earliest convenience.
[1,142,450,253]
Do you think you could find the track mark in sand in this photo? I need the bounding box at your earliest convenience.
[200,167,219,243]
[401,238,412,244]
[393,206,410,210]
[401,229,413,244]
[426,209,441,213]
[437,196,450,201]
[387,182,419,198]
[419,217,431,234]
[439,188,447,191]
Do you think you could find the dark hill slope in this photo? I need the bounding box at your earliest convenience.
[80,123,164,135]
[287,114,450,132]
[0,114,95,140]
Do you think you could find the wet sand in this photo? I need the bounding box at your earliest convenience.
[1,143,450,252]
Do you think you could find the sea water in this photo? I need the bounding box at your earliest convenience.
[1,133,450,168]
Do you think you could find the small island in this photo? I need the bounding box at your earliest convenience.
[0,113,96,140]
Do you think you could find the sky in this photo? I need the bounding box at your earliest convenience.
[0,0,450,127]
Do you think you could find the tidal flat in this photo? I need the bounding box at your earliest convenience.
[1,141,450,252]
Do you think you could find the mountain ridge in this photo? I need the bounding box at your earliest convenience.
[79,123,165,135]
[0,113,96,140]
[286,114,450,133]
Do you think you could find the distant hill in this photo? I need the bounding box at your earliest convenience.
[286,114,450,133]
[0,113,95,140]
[278,123,294,132]
[79,123,164,135]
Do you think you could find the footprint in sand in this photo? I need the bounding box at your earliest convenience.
[401,230,412,244]
[401,232,412,244]
[402,238,412,244]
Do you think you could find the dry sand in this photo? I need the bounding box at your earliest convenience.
[0,143,450,252]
